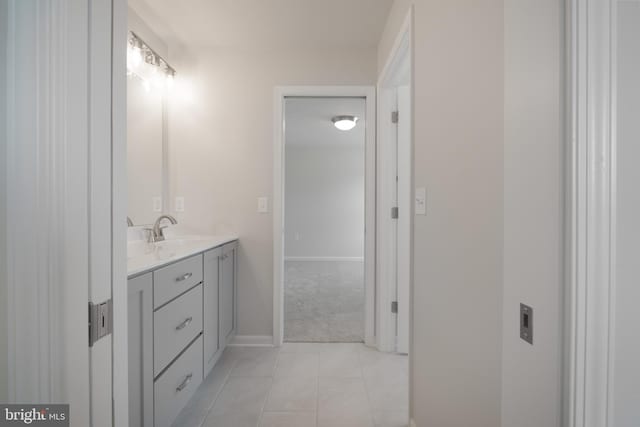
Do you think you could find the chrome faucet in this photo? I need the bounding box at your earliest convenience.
[152,214,178,242]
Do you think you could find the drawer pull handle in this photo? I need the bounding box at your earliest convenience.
[176,272,193,282]
[176,373,193,392]
[175,317,193,331]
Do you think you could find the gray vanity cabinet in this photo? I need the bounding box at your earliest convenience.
[128,273,154,427]
[128,239,238,427]
[219,241,237,348]
[203,247,221,378]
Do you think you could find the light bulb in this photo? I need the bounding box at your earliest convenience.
[166,73,174,89]
[129,46,142,68]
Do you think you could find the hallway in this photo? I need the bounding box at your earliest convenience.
[174,343,408,427]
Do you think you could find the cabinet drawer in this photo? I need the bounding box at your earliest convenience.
[153,254,203,309]
[154,335,203,427]
[154,285,203,376]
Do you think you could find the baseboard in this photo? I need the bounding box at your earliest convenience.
[284,256,364,262]
[227,335,274,347]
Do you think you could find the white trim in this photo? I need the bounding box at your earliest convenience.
[376,9,412,354]
[273,86,376,347]
[228,335,275,347]
[111,0,129,424]
[566,1,616,426]
[284,256,364,262]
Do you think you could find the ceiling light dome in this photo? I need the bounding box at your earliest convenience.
[332,115,358,131]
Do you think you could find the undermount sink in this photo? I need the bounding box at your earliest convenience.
[127,238,199,260]
[127,233,239,276]
[127,240,155,259]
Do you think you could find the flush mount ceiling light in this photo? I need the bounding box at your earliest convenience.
[332,115,358,131]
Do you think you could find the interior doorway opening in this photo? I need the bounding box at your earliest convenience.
[273,86,376,347]
[283,96,367,343]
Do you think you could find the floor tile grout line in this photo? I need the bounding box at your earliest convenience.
[315,364,320,427]
[198,352,240,427]
[255,345,282,426]
[357,345,378,427]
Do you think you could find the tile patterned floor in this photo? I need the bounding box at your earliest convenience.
[173,343,408,427]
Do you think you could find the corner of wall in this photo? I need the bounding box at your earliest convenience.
[376,0,413,76]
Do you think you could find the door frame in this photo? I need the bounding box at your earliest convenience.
[272,85,376,347]
[565,0,617,425]
[376,9,412,353]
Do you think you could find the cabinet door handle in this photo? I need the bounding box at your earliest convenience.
[176,373,193,392]
[175,317,193,331]
[176,272,193,282]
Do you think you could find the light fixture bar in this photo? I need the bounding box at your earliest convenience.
[128,31,176,77]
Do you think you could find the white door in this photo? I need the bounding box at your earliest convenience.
[395,85,411,354]
[4,1,118,425]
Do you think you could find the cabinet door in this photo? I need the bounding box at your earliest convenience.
[203,248,221,377]
[128,273,154,427]
[219,242,237,347]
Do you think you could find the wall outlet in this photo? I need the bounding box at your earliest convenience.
[152,196,162,212]
[175,197,185,212]
[257,197,269,213]
[415,187,426,215]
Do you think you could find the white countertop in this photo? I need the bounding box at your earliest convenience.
[127,235,238,277]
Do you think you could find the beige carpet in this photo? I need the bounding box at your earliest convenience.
[284,260,365,342]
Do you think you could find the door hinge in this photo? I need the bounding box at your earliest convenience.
[391,111,399,124]
[391,301,398,313]
[89,299,113,347]
[391,207,399,219]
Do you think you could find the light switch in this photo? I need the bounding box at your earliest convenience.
[153,196,162,212]
[175,197,185,212]
[415,187,426,215]
[258,197,269,213]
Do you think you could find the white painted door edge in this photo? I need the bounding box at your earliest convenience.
[272,86,376,347]
[112,0,129,425]
[565,1,616,426]
[376,8,412,354]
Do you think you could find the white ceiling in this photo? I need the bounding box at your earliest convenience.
[285,97,366,147]
[128,0,394,49]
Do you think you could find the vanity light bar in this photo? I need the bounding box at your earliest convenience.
[128,31,176,78]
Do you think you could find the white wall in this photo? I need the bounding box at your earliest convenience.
[502,1,564,426]
[0,0,8,403]
[380,1,505,425]
[379,1,564,425]
[168,47,377,337]
[284,144,365,259]
[613,2,640,425]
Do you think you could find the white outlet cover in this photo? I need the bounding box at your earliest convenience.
[415,187,426,215]
[258,197,269,213]
[152,196,162,212]
[175,197,185,212]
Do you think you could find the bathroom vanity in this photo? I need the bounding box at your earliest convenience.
[127,236,238,427]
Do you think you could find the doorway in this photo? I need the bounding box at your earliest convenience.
[282,97,367,342]
[273,86,376,347]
